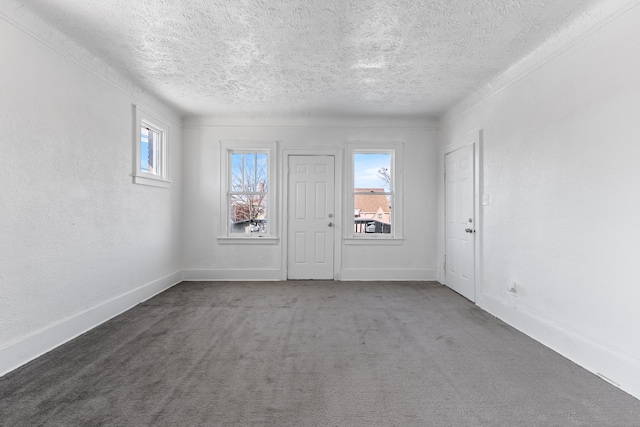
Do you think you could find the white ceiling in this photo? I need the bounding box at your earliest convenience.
[20,0,603,117]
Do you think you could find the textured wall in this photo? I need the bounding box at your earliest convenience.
[0,14,182,358]
[440,4,640,398]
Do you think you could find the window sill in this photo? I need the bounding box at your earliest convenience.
[344,237,404,246]
[133,175,171,188]
[217,237,279,245]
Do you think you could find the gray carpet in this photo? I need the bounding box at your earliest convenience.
[1,281,639,426]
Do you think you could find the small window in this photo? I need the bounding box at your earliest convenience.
[133,106,170,187]
[220,141,277,240]
[140,125,162,175]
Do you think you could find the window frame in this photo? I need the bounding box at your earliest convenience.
[346,142,404,243]
[219,141,278,243]
[133,106,170,188]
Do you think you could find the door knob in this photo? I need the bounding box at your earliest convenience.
[465,228,475,233]
[328,222,333,227]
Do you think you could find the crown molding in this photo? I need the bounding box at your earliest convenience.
[183,113,439,129]
[0,1,183,126]
[441,0,640,124]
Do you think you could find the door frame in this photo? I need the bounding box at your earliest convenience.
[439,130,484,304]
[281,148,343,280]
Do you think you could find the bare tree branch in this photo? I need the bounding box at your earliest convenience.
[378,167,391,187]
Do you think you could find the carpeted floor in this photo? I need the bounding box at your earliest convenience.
[1,281,639,426]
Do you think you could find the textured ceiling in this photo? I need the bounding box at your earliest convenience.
[19,0,604,117]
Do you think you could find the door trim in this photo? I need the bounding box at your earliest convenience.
[439,130,483,304]
[280,149,343,280]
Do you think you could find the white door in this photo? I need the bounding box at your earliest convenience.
[445,144,475,301]
[287,155,335,280]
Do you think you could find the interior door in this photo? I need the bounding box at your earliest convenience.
[287,155,335,280]
[445,144,475,301]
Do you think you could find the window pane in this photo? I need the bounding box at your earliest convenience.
[231,153,268,192]
[229,194,268,234]
[141,126,161,176]
[231,153,244,191]
[354,194,392,234]
[244,153,256,191]
[140,126,149,173]
[354,153,391,193]
[256,153,268,191]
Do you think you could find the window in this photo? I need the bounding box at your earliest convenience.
[133,106,170,188]
[229,152,269,235]
[221,142,277,241]
[354,152,393,235]
[347,143,403,241]
[140,126,161,175]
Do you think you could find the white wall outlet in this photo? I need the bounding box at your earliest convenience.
[482,194,490,206]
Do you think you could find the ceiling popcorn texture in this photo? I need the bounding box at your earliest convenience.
[19,0,604,117]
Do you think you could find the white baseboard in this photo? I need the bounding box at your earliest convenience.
[340,268,436,281]
[182,268,282,281]
[480,295,640,400]
[0,271,182,378]
[182,268,436,282]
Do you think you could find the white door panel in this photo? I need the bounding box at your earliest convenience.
[445,145,475,301]
[288,156,335,279]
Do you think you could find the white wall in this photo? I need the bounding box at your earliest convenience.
[182,116,438,281]
[440,5,640,398]
[0,9,182,374]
